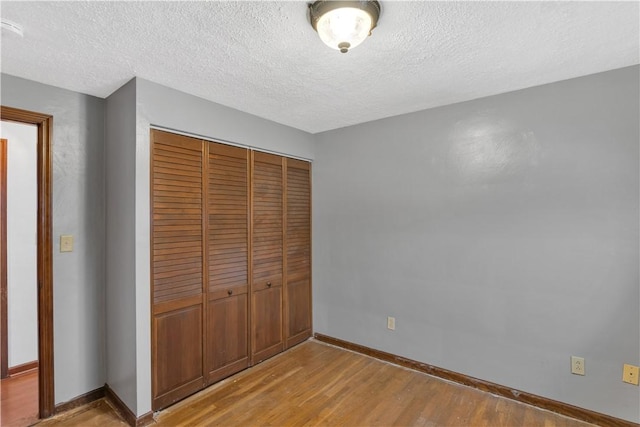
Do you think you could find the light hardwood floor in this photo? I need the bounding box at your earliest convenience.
[37,340,596,426]
[0,369,39,427]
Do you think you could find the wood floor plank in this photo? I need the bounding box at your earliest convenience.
[0,368,39,427]
[37,399,128,426]
[32,341,598,427]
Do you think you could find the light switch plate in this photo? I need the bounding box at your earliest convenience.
[387,316,395,330]
[622,364,639,385]
[60,235,74,252]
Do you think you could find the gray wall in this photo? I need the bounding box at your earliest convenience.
[135,79,315,161]
[3,66,638,422]
[1,74,106,404]
[105,79,138,413]
[313,66,640,422]
[131,78,316,415]
[0,75,316,416]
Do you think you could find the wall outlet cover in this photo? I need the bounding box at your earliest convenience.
[387,316,395,330]
[571,356,585,376]
[60,234,74,252]
[622,364,639,385]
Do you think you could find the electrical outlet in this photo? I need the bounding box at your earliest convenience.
[571,356,585,376]
[387,316,395,330]
[60,235,74,252]
[622,364,639,385]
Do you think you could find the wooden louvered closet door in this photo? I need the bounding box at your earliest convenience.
[284,159,312,348]
[206,142,250,383]
[251,152,284,363]
[151,129,312,410]
[151,130,205,410]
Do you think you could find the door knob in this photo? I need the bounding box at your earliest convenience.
[267,281,272,287]
[228,289,233,296]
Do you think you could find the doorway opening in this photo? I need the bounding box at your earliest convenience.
[1,124,38,425]
[0,106,54,421]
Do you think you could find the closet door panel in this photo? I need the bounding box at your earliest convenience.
[252,286,283,361]
[206,142,249,382]
[285,158,312,348]
[286,278,311,345]
[151,130,205,410]
[251,152,284,362]
[152,304,203,410]
[207,292,248,383]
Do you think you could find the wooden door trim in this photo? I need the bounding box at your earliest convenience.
[1,138,7,379]
[0,106,54,418]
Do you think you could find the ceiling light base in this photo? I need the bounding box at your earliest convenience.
[309,0,381,53]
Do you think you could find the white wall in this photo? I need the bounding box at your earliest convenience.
[1,121,38,367]
[1,74,106,404]
[313,65,639,423]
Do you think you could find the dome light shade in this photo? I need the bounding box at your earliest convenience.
[309,1,381,53]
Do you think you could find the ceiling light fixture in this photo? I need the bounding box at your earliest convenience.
[309,0,381,53]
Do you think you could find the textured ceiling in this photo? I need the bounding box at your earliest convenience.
[1,1,638,134]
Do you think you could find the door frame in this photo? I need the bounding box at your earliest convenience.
[0,106,54,418]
